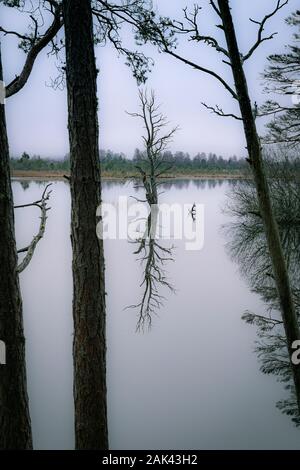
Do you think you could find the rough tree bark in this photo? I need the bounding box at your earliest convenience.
[0,44,32,449]
[217,0,300,406]
[62,0,108,450]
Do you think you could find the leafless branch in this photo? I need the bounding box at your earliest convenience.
[0,27,28,41]
[202,102,242,120]
[127,90,176,330]
[128,234,175,332]
[242,0,288,62]
[15,184,52,273]
[128,89,178,178]
[170,5,229,58]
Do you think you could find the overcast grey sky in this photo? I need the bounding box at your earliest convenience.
[1,0,297,159]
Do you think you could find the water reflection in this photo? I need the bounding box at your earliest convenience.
[20,180,30,191]
[225,169,300,425]
[12,177,300,449]
[129,174,175,331]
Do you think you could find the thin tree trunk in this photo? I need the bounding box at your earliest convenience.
[62,0,108,450]
[0,44,32,449]
[217,0,300,407]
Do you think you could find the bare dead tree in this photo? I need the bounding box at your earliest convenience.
[128,89,178,198]
[127,90,176,331]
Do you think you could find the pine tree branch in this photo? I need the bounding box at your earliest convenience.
[5,3,63,98]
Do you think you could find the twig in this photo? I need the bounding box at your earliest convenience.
[202,102,242,120]
[243,0,288,62]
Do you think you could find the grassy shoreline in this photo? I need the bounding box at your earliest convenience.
[11,170,246,180]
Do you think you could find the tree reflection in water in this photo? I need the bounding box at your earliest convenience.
[127,90,176,331]
[224,149,300,424]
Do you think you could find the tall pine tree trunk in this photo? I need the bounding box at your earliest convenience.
[0,44,32,450]
[62,0,108,450]
[218,0,300,408]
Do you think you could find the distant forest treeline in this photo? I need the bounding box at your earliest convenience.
[11,149,247,175]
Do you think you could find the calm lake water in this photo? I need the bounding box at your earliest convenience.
[12,179,300,450]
